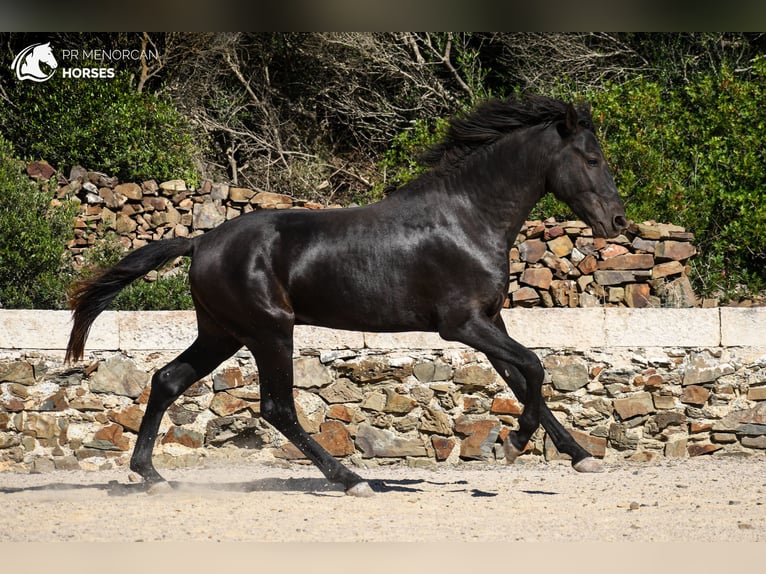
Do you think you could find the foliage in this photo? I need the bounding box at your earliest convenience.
[0,70,199,185]
[589,65,766,298]
[0,137,77,309]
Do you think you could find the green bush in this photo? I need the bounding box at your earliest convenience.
[0,136,77,309]
[1,71,199,185]
[590,63,766,299]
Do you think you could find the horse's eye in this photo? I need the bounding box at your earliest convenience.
[587,158,599,167]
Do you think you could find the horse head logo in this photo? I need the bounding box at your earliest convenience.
[11,42,58,82]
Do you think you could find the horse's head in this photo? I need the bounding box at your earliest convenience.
[35,43,58,69]
[546,104,627,239]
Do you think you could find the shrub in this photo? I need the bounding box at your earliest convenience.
[1,71,199,185]
[590,63,766,299]
[0,137,77,308]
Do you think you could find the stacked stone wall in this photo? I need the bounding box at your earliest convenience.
[43,165,701,308]
[1,309,764,474]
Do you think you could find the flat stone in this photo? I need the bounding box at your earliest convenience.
[90,423,130,451]
[598,254,655,270]
[518,239,547,263]
[735,424,766,437]
[212,367,245,391]
[613,392,655,420]
[665,438,688,458]
[631,237,657,252]
[209,392,250,416]
[229,187,255,203]
[687,442,721,457]
[652,261,685,279]
[600,244,629,259]
[624,283,652,308]
[114,182,142,200]
[713,403,766,432]
[319,378,364,403]
[594,270,646,286]
[431,436,456,461]
[0,361,36,385]
[654,411,686,430]
[543,355,589,391]
[681,385,710,406]
[252,191,293,208]
[419,407,453,434]
[89,355,148,398]
[655,241,697,261]
[383,388,417,414]
[453,364,498,392]
[454,417,501,460]
[326,404,354,422]
[747,387,766,401]
[661,276,697,308]
[205,416,265,448]
[293,357,333,389]
[577,254,598,274]
[683,354,735,386]
[741,435,766,449]
[512,286,540,307]
[520,267,553,290]
[490,396,523,415]
[313,421,355,456]
[547,235,574,257]
[109,404,144,432]
[160,179,187,192]
[162,426,204,448]
[355,423,427,458]
[192,200,225,230]
[167,403,201,426]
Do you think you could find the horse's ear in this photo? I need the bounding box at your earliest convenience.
[557,104,578,138]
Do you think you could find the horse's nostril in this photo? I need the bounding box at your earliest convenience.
[613,215,628,230]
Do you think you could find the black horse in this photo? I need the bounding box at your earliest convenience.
[67,94,627,496]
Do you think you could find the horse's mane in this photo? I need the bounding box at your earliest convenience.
[419,94,593,172]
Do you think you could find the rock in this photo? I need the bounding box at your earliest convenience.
[210,183,229,202]
[631,237,657,253]
[355,423,427,458]
[683,354,735,386]
[543,355,589,391]
[600,244,629,259]
[109,404,144,432]
[38,389,69,411]
[53,455,81,471]
[624,283,652,308]
[205,416,266,448]
[547,235,574,257]
[518,239,547,263]
[741,436,766,449]
[664,437,688,458]
[598,254,654,270]
[512,287,540,307]
[735,424,766,437]
[68,394,105,411]
[431,436,456,461]
[313,421,355,456]
[748,387,766,401]
[454,417,501,460]
[660,276,697,308]
[652,261,685,279]
[167,403,202,426]
[212,367,245,391]
[319,378,364,404]
[327,404,355,422]
[490,396,523,415]
[229,187,255,203]
[114,182,143,201]
[419,406,453,434]
[192,200,225,230]
[681,385,710,406]
[594,270,649,286]
[545,428,607,459]
[453,364,498,392]
[655,241,697,261]
[383,388,417,414]
[160,179,186,193]
[613,392,655,420]
[654,411,686,431]
[578,254,598,274]
[520,267,553,289]
[293,357,333,389]
[27,161,56,180]
[687,442,721,457]
[252,191,293,208]
[114,214,137,234]
[0,361,36,385]
[608,423,640,450]
[89,355,148,398]
[161,426,204,449]
[209,392,250,416]
[88,424,130,451]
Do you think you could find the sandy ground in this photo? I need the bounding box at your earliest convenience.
[0,454,764,543]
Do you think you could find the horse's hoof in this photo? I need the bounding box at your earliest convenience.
[573,457,604,473]
[503,437,523,464]
[345,481,375,497]
[146,481,174,496]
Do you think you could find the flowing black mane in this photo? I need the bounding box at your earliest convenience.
[421,94,593,171]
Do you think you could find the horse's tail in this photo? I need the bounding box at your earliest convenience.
[65,237,194,363]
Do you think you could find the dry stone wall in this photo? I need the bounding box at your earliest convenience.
[1,309,765,474]
[46,164,701,308]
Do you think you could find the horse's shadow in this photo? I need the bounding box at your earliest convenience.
[0,476,509,498]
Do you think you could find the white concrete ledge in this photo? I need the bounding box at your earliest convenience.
[1,307,764,353]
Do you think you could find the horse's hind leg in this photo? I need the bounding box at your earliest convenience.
[130,323,241,487]
[246,328,373,497]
